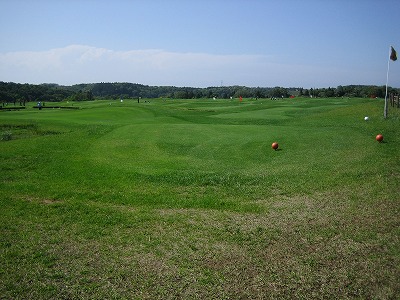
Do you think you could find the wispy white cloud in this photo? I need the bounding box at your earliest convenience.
[0,45,384,87]
[0,45,264,86]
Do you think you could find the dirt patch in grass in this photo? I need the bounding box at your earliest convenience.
[23,196,64,205]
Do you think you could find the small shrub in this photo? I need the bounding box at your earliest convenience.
[1,131,12,141]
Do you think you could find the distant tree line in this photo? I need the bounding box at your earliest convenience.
[1,81,399,104]
[0,82,75,105]
[301,85,397,99]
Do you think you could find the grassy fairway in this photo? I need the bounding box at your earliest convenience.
[1,97,399,299]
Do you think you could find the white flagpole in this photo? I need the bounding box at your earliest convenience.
[384,46,391,119]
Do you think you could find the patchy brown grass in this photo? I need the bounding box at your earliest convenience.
[2,187,398,299]
[150,188,400,299]
[22,196,64,205]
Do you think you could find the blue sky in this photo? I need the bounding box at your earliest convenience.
[1,0,400,88]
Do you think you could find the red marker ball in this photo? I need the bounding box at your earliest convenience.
[376,134,383,142]
[272,142,279,150]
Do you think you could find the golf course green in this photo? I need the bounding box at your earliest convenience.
[1,97,399,299]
